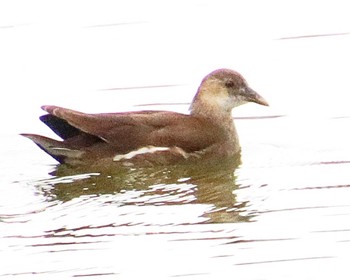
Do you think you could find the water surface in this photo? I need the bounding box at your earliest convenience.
[1,0,350,279]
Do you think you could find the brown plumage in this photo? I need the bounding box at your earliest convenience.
[21,68,268,167]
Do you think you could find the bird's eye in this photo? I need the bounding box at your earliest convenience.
[225,80,235,88]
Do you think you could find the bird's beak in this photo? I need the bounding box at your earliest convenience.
[244,87,269,106]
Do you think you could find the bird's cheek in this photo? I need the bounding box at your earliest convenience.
[231,95,248,108]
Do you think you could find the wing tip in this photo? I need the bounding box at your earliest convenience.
[41,105,57,114]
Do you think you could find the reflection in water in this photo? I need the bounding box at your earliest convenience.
[35,155,250,224]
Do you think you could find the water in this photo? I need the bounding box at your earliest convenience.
[1,0,350,279]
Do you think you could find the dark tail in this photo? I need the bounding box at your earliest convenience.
[40,114,81,139]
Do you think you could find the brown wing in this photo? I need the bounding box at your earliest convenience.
[41,105,221,154]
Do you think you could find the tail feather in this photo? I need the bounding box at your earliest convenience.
[39,114,81,140]
[21,133,83,163]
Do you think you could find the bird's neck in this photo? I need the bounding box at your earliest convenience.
[190,94,237,142]
[190,86,233,124]
[190,96,240,157]
[190,98,231,121]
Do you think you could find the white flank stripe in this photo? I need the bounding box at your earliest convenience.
[113,146,170,161]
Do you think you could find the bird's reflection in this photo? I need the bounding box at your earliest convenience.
[36,154,251,223]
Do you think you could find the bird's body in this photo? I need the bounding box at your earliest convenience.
[22,69,268,167]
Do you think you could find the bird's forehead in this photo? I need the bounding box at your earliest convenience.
[208,69,246,83]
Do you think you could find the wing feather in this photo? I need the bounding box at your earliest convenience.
[41,105,221,153]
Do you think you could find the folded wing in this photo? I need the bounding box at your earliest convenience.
[40,105,221,155]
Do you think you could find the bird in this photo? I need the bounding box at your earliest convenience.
[21,68,268,167]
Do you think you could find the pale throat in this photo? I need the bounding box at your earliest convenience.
[190,86,234,119]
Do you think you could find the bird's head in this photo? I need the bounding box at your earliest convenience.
[190,68,268,116]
